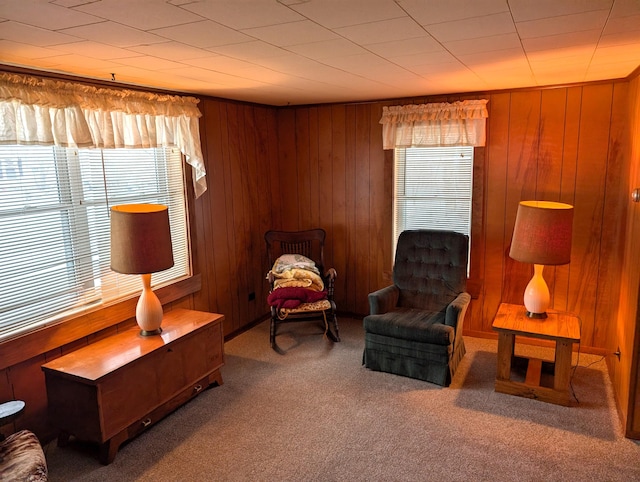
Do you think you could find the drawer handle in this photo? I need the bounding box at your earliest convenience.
[141,418,152,428]
[194,384,203,393]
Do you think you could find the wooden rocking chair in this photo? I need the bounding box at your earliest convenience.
[265,229,340,350]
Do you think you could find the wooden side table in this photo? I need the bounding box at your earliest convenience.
[492,303,581,406]
[42,308,224,464]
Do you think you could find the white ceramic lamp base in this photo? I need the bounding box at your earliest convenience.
[523,264,550,319]
[136,273,163,335]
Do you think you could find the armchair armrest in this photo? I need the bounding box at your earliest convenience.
[445,292,471,330]
[368,285,399,315]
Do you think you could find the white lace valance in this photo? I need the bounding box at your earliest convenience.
[0,72,207,197]
[379,99,489,149]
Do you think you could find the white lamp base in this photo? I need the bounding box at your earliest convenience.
[523,264,550,319]
[136,273,163,336]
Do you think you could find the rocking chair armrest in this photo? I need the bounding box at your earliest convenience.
[324,268,337,298]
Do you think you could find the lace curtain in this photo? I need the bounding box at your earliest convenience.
[0,72,207,197]
[379,99,489,149]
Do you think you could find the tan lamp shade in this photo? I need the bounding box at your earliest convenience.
[110,204,174,275]
[509,201,574,265]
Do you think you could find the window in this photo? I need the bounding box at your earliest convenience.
[394,146,473,263]
[0,145,190,341]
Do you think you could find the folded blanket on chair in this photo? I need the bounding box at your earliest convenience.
[267,287,328,310]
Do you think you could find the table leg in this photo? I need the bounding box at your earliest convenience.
[496,332,515,381]
[554,340,573,391]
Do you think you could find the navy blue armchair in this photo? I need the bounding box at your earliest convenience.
[363,230,470,386]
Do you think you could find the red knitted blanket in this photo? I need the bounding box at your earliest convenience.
[267,287,328,310]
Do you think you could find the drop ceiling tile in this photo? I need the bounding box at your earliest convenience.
[182,0,304,29]
[421,70,487,88]
[508,0,612,22]
[367,69,427,89]
[50,0,91,7]
[287,39,367,60]
[180,55,290,84]
[425,12,515,43]
[592,43,640,64]
[48,41,140,60]
[0,0,101,30]
[60,21,167,48]
[444,33,521,55]
[457,48,528,69]
[521,30,602,52]
[113,55,186,71]
[600,30,640,48]
[603,14,640,35]
[0,39,65,62]
[335,17,428,45]
[241,20,337,47]
[1,21,81,47]
[516,11,609,39]
[364,36,443,57]
[262,55,351,79]
[37,53,118,71]
[92,64,185,86]
[388,50,456,69]
[152,20,252,48]
[473,66,535,81]
[129,41,213,61]
[409,61,472,77]
[289,0,405,29]
[585,60,639,79]
[609,0,640,18]
[182,55,259,74]
[74,0,204,30]
[399,0,509,25]
[528,50,593,67]
[533,68,587,81]
[161,65,251,87]
[320,52,397,72]
[208,41,289,61]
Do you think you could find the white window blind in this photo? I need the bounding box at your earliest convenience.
[0,145,190,341]
[394,146,473,254]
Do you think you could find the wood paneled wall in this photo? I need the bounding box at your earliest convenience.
[270,82,630,353]
[192,98,279,336]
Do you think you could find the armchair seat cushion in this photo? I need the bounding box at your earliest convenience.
[364,309,453,345]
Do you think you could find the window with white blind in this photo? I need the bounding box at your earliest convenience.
[394,146,473,262]
[0,145,190,341]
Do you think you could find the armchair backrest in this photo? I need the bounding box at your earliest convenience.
[265,229,326,273]
[393,230,469,312]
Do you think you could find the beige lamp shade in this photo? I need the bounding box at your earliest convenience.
[509,201,573,266]
[110,204,174,275]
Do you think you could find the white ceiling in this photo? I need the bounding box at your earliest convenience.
[1,0,640,106]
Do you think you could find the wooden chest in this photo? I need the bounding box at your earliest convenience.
[41,308,224,464]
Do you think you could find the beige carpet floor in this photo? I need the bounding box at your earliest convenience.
[44,317,640,481]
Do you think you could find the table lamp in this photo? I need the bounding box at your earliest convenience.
[509,200,573,318]
[110,204,174,335]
